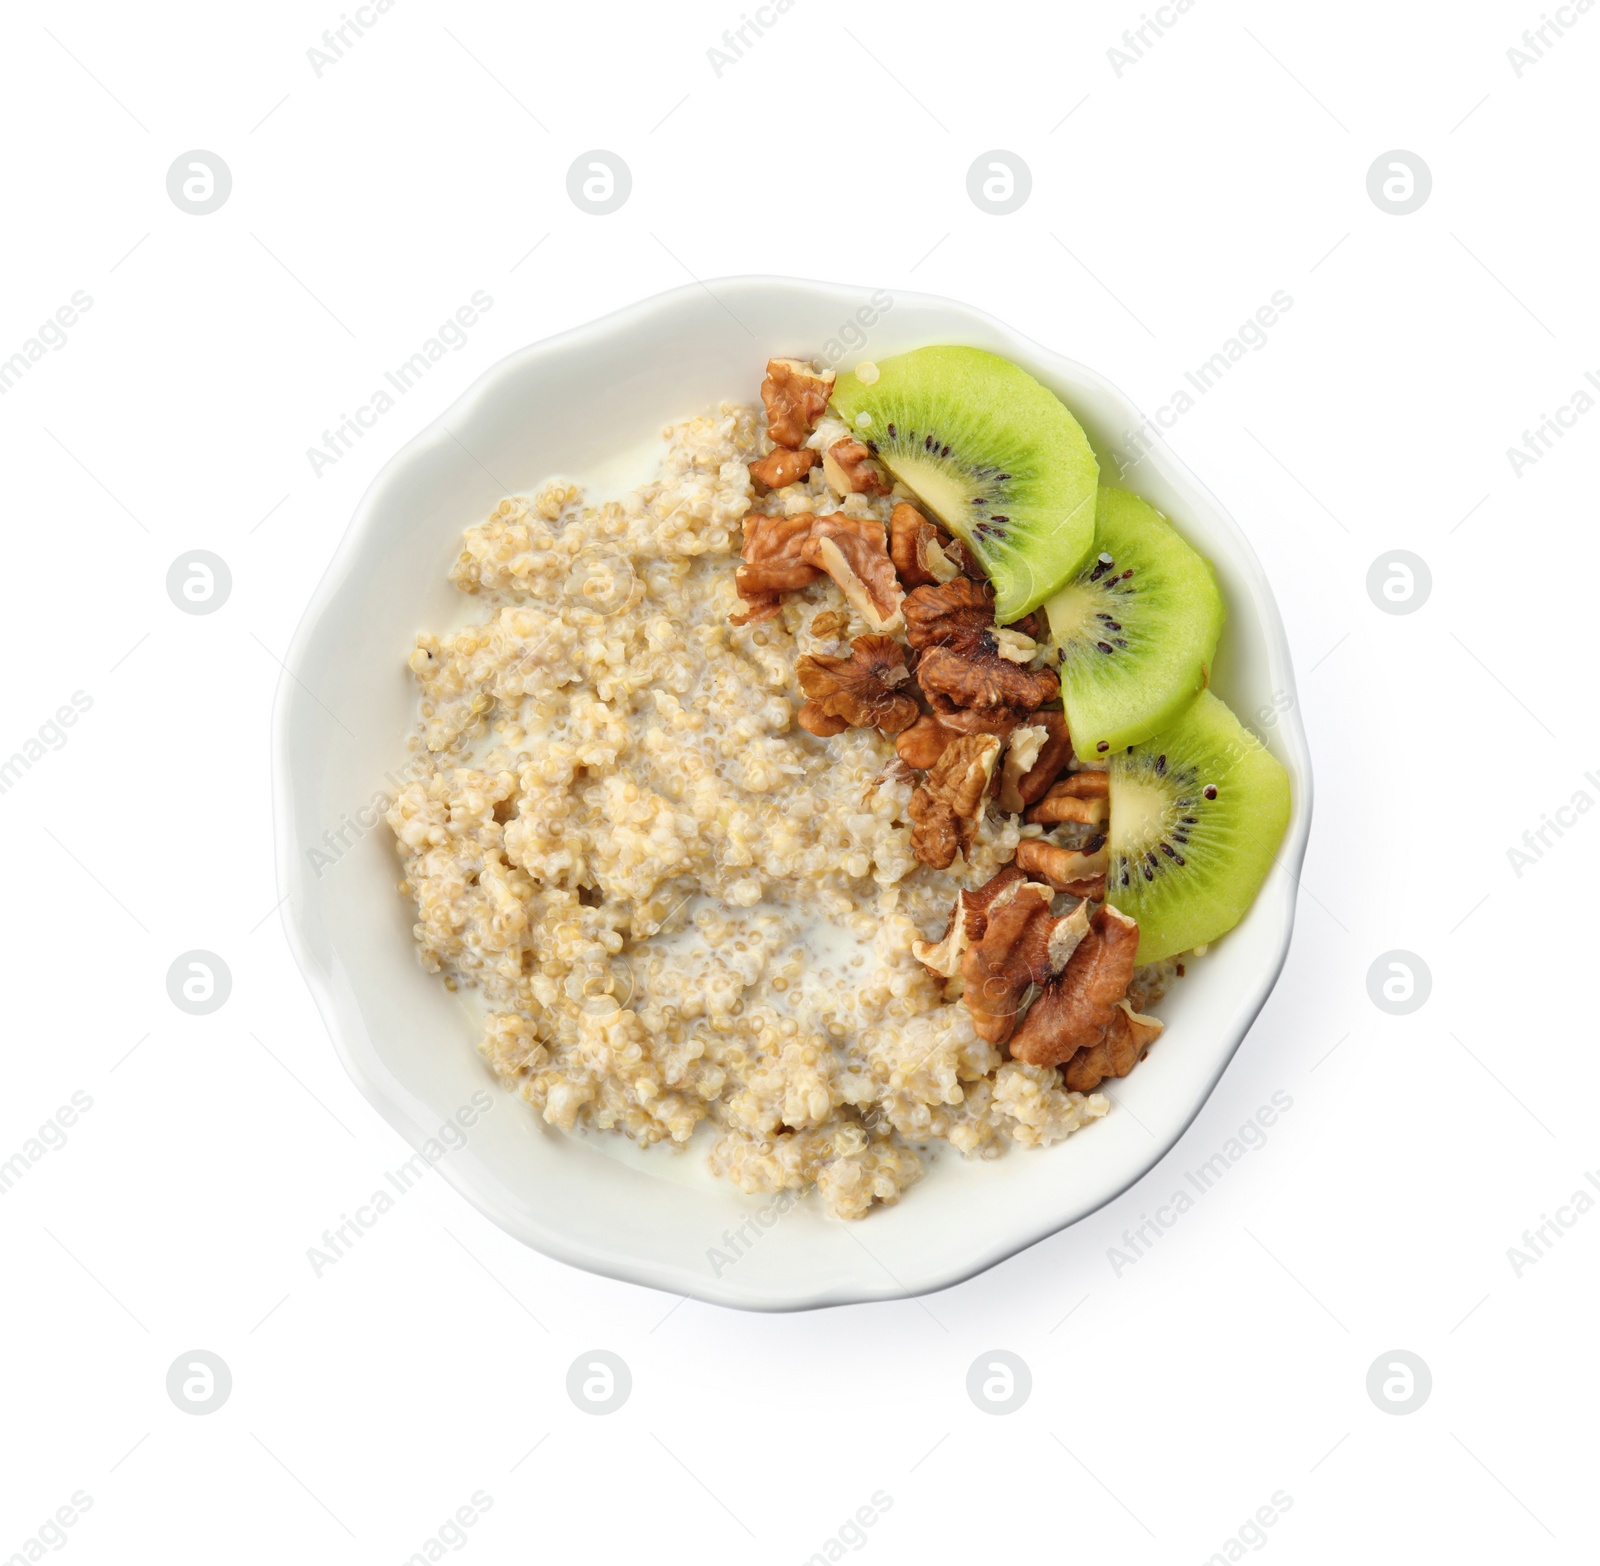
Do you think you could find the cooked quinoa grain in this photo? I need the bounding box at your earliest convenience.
[386,404,1112,1218]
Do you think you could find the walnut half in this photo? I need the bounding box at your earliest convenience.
[960,886,1092,1045]
[735,512,824,605]
[999,718,1070,815]
[1012,710,1074,811]
[1009,903,1147,1073]
[916,644,1059,713]
[904,578,1059,712]
[797,635,919,738]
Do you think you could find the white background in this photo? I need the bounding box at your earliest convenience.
[2,0,1595,1561]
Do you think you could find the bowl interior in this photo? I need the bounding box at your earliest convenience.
[275,277,1311,1310]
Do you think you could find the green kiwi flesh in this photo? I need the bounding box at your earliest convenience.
[828,347,1098,621]
[1044,486,1225,757]
[1106,689,1291,964]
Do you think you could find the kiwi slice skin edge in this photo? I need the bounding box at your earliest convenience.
[829,347,1098,622]
[1105,689,1290,965]
[1046,486,1225,757]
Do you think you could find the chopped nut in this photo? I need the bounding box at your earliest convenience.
[804,415,853,453]
[903,576,995,653]
[1062,1000,1164,1093]
[735,512,825,604]
[822,439,893,497]
[797,705,848,737]
[951,538,986,578]
[1014,710,1074,809]
[908,733,1000,870]
[889,502,960,590]
[904,578,1060,711]
[896,714,957,771]
[916,643,1059,713]
[809,609,849,640]
[749,447,819,490]
[899,701,1045,766]
[1014,838,1109,900]
[800,515,905,634]
[1009,904,1142,1069]
[797,635,918,737]
[760,358,835,448]
[912,864,1030,978]
[998,724,1048,815]
[924,536,960,582]
[960,888,1092,1045]
[959,882,1051,1042]
[1026,769,1109,824]
[733,511,903,630]
[925,693,1032,742]
[993,628,1039,664]
[729,595,784,627]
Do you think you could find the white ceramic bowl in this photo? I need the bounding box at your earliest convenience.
[272,277,1312,1311]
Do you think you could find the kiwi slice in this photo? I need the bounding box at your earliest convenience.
[828,347,1098,622]
[1106,690,1290,964]
[1044,486,1224,756]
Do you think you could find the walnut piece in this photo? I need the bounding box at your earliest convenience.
[809,609,849,640]
[896,714,957,771]
[993,628,1039,664]
[729,596,783,627]
[1063,1001,1164,1093]
[924,693,1032,742]
[912,864,1030,978]
[1014,837,1109,900]
[797,635,918,737]
[760,358,835,448]
[749,447,818,490]
[889,501,960,590]
[904,578,1060,712]
[1014,710,1074,809]
[733,511,903,631]
[822,439,893,497]
[798,706,848,737]
[908,733,1000,870]
[1009,903,1143,1069]
[903,576,995,654]
[897,701,1042,770]
[735,512,825,603]
[960,887,1092,1045]
[1026,769,1109,825]
[799,515,905,634]
[916,643,1060,713]
[998,724,1048,815]
[952,538,986,578]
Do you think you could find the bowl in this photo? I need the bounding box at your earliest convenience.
[272,276,1312,1311]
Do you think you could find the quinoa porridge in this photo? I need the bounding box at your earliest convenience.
[386,365,1185,1220]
